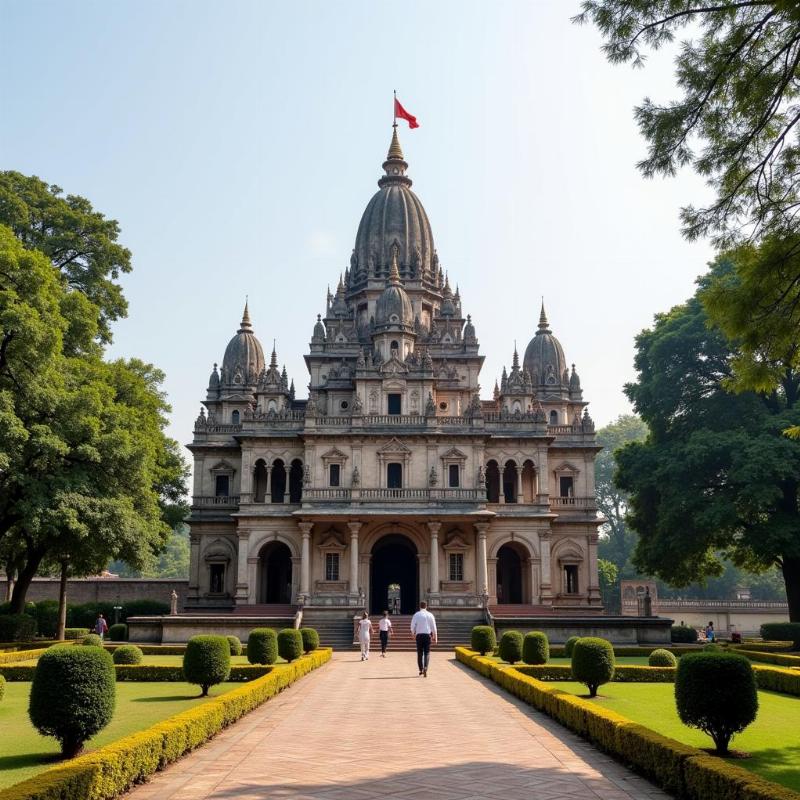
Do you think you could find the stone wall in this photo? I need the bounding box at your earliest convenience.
[1,578,188,608]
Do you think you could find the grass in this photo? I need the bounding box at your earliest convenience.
[9,653,287,667]
[551,681,800,792]
[0,680,239,789]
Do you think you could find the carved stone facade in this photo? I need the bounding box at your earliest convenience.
[187,128,603,617]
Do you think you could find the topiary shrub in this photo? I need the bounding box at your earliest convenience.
[247,628,278,665]
[300,627,319,653]
[0,613,36,642]
[0,674,5,702]
[675,651,758,754]
[498,630,523,664]
[564,635,580,657]
[522,631,549,665]
[277,628,303,663]
[571,637,615,697]
[671,624,699,643]
[29,646,116,757]
[112,645,143,665]
[182,635,231,696]
[108,623,127,642]
[648,648,678,667]
[64,628,89,640]
[470,625,496,655]
[704,642,721,652]
[760,622,800,648]
[226,636,242,656]
[82,633,103,647]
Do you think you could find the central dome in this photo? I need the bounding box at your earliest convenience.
[352,128,435,282]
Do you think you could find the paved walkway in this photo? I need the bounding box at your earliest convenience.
[128,652,669,800]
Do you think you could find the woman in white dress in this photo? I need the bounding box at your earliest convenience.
[358,612,373,661]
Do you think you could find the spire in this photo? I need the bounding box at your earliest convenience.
[388,246,401,284]
[380,126,411,187]
[238,299,253,333]
[512,342,520,370]
[270,340,278,369]
[387,125,404,161]
[538,299,551,333]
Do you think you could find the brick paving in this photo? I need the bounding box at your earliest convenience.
[127,652,670,800]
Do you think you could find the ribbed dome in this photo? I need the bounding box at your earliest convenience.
[523,303,568,387]
[221,302,265,385]
[352,128,435,280]
[375,255,414,330]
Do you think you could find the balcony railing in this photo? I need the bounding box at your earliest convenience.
[192,495,241,508]
[302,487,486,503]
[549,496,597,510]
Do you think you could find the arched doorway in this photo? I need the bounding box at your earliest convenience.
[370,534,418,614]
[259,541,292,603]
[496,543,524,604]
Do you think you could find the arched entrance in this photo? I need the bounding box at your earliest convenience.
[370,534,418,614]
[259,541,292,603]
[496,543,524,604]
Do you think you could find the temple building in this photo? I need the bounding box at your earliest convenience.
[186,128,603,639]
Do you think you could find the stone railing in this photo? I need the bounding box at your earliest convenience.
[549,496,597,510]
[358,414,427,425]
[193,423,242,434]
[302,487,486,504]
[192,495,241,508]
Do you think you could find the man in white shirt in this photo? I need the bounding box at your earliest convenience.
[410,601,437,677]
[378,610,392,657]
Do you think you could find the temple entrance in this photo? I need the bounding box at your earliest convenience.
[259,541,293,604]
[370,534,417,614]
[496,543,524,604]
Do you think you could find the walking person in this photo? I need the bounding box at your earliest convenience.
[378,610,392,657]
[705,621,715,642]
[94,613,108,641]
[357,611,373,661]
[410,600,437,677]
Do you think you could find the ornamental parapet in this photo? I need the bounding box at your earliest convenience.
[192,495,240,508]
[302,487,486,504]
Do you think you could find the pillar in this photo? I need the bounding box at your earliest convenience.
[517,465,523,502]
[299,521,313,601]
[587,532,601,604]
[427,521,441,597]
[474,522,489,598]
[235,530,250,603]
[188,535,201,600]
[348,521,361,598]
[540,531,552,605]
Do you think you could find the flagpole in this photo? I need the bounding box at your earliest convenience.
[393,89,397,127]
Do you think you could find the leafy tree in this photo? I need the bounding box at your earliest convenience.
[617,258,800,620]
[598,558,620,611]
[595,415,648,573]
[574,2,800,246]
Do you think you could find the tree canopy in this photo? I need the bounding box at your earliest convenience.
[617,258,800,620]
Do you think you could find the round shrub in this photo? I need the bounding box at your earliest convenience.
[648,648,678,667]
[64,628,89,640]
[300,627,319,653]
[0,613,36,642]
[704,642,721,652]
[0,674,5,702]
[82,633,102,647]
[29,646,116,757]
[671,624,699,643]
[247,628,278,665]
[182,635,231,696]
[226,636,242,656]
[564,636,580,657]
[571,637,615,697]
[522,631,549,665]
[277,628,303,663]
[675,651,758,754]
[760,622,800,648]
[470,625,496,655]
[108,623,127,642]
[112,645,143,665]
[498,630,523,664]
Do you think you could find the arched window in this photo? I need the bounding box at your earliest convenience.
[549,410,558,425]
[270,459,286,503]
[503,460,517,503]
[485,460,500,503]
[522,459,537,503]
[231,410,240,425]
[253,459,268,503]
[289,459,303,503]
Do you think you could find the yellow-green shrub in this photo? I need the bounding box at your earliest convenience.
[753,664,800,696]
[736,649,800,668]
[0,649,331,800]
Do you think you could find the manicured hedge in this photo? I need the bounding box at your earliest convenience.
[753,664,800,697]
[470,625,496,655]
[648,649,677,667]
[300,628,319,653]
[64,628,89,640]
[1,663,277,682]
[0,647,49,665]
[83,634,103,647]
[226,636,242,656]
[112,646,143,665]
[247,629,278,665]
[735,649,800,668]
[277,629,303,663]
[564,636,579,657]
[514,664,678,683]
[571,637,615,697]
[182,636,231,696]
[0,614,36,642]
[0,649,332,800]
[108,624,127,642]
[0,673,5,701]
[760,623,800,648]
[498,630,523,664]
[522,631,549,665]
[738,639,795,653]
[455,648,800,800]
[671,624,699,643]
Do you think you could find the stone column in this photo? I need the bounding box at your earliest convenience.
[188,535,201,600]
[265,466,272,504]
[587,532,601,604]
[235,530,250,603]
[537,446,549,505]
[348,521,362,599]
[540,531,552,605]
[517,465,523,503]
[247,557,259,605]
[299,522,313,602]
[474,522,489,597]
[427,521,441,597]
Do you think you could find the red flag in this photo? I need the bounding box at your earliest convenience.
[394,98,419,129]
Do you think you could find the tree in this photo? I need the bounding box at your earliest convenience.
[598,558,620,611]
[595,415,648,573]
[574,2,800,246]
[616,258,800,620]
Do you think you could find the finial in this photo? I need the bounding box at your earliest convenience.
[538,299,550,332]
[387,126,404,161]
[270,340,277,368]
[512,341,519,369]
[238,299,253,333]
[388,246,401,284]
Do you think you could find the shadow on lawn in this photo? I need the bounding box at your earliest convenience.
[130,694,208,703]
[742,744,800,792]
[0,752,61,771]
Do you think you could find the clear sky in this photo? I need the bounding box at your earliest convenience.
[1,0,714,455]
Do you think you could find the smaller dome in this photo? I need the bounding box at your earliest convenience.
[523,302,568,388]
[312,314,326,341]
[374,252,414,331]
[221,301,265,385]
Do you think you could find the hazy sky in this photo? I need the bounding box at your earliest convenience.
[1,1,714,455]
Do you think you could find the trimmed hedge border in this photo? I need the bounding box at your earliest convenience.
[0,663,276,682]
[455,648,800,800]
[0,648,331,800]
[514,664,677,683]
[0,648,49,665]
[735,649,800,668]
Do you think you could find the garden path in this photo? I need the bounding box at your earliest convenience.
[127,652,669,800]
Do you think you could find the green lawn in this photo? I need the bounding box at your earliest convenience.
[0,681,239,789]
[551,681,800,792]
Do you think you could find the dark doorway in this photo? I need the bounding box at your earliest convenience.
[496,544,524,604]
[370,534,417,614]
[271,459,286,503]
[289,459,303,503]
[486,460,500,502]
[259,541,292,603]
